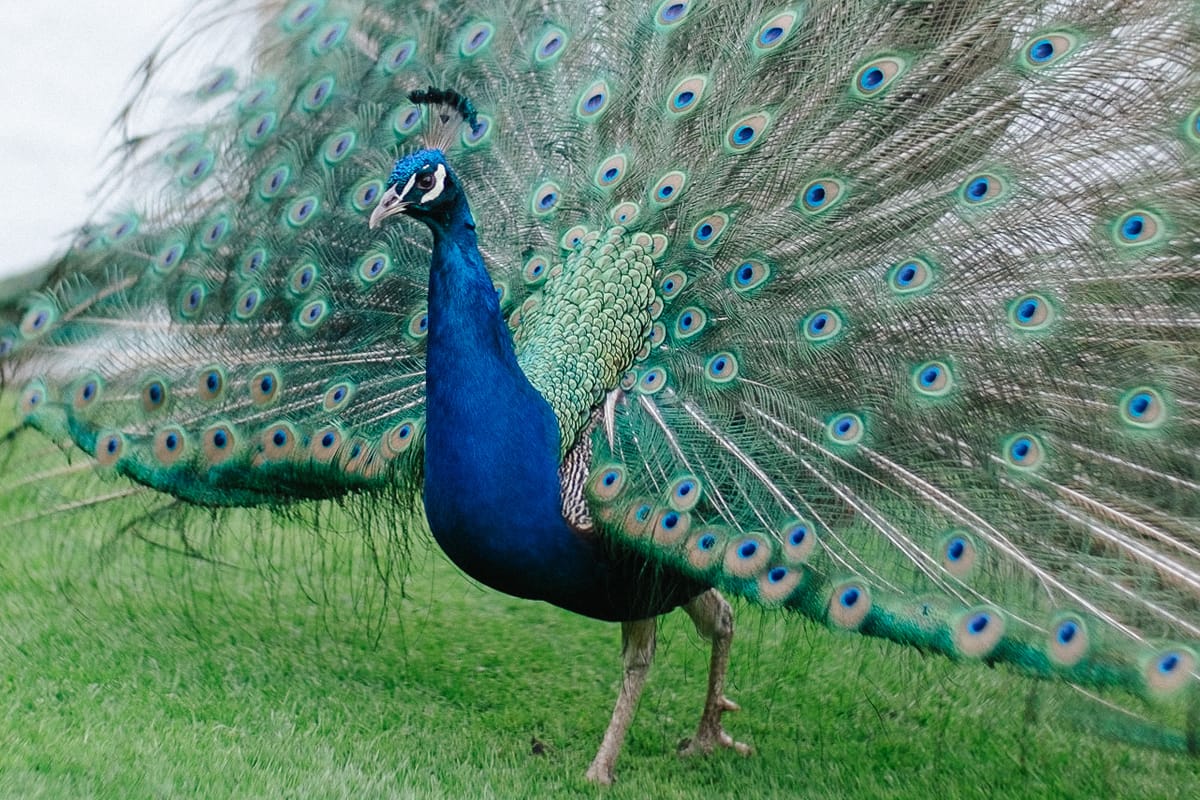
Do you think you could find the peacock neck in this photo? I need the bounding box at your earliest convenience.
[420,195,590,602]
[418,193,703,621]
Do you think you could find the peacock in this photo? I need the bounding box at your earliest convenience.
[1,0,1197,786]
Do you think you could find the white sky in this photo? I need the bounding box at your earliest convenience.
[0,3,193,278]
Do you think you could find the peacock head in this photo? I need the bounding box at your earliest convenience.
[369,149,462,229]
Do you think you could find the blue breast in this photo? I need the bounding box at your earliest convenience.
[420,203,703,621]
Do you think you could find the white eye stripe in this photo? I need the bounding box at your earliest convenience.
[419,164,447,204]
[398,173,417,202]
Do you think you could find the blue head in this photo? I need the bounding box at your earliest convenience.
[369,149,463,230]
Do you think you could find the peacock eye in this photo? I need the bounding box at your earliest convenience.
[416,173,436,191]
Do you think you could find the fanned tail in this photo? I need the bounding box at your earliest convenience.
[0,0,1196,755]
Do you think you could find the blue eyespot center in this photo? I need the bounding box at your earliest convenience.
[1121,215,1145,239]
[1159,652,1180,673]
[734,125,754,144]
[698,534,717,550]
[947,538,966,561]
[738,541,758,559]
[389,45,413,67]
[212,431,228,448]
[272,429,287,447]
[768,567,788,583]
[841,587,860,607]
[584,93,604,112]
[968,613,990,634]
[1057,621,1078,644]
[291,3,317,24]
[761,26,783,44]
[967,178,989,200]
[1128,392,1152,417]
[321,432,336,447]
[1030,39,1054,62]
[663,2,686,21]
[674,90,694,108]
[789,526,807,546]
[860,67,884,90]
[466,119,489,142]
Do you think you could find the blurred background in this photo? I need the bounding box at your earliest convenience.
[0,3,196,278]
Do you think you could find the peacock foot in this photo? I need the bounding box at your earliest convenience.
[584,759,617,786]
[677,695,752,757]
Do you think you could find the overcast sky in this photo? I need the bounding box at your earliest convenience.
[0,3,192,277]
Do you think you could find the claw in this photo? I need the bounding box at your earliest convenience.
[677,694,752,757]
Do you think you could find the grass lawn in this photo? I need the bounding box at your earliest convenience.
[1,447,1197,799]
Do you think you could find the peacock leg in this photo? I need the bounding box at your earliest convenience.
[678,589,751,758]
[585,616,657,785]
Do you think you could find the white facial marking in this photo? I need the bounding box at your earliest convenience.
[419,164,448,204]
[398,173,416,202]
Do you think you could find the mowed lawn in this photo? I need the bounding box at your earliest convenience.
[1,449,1197,799]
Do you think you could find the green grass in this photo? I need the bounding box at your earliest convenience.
[2,475,1197,798]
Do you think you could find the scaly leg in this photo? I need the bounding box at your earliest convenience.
[678,589,751,757]
[585,617,657,785]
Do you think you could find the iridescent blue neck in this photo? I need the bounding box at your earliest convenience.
[418,192,703,621]
[420,194,595,604]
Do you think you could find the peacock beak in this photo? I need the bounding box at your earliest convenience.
[369,186,408,229]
